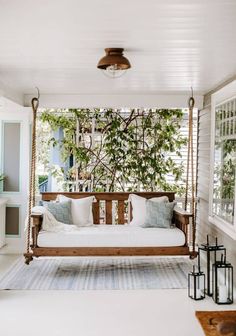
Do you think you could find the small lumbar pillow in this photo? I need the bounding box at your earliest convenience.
[57,195,95,227]
[142,200,176,228]
[43,200,73,224]
[129,194,169,227]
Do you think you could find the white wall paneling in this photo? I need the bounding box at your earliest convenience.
[0,97,31,253]
[0,198,8,248]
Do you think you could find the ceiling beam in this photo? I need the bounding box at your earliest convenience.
[24,94,203,109]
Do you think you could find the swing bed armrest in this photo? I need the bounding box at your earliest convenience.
[173,207,192,234]
[30,213,43,248]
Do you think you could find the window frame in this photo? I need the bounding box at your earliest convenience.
[209,80,236,240]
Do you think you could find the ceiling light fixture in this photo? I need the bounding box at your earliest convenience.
[97,48,131,78]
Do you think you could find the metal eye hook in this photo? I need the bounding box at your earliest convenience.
[35,87,40,100]
[188,87,195,109]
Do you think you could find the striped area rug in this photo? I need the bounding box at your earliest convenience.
[0,257,192,290]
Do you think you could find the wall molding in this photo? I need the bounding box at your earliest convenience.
[203,74,236,108]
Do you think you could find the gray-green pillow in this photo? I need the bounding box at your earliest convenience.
[142,200,176,228]
[43,201,73,224]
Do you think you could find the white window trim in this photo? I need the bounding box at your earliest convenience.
[209,80,236,240]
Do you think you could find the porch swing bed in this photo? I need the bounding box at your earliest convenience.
[24,93,196,264]
[24,191,195,264]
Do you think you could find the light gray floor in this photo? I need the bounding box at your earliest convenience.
[0,255,235,336]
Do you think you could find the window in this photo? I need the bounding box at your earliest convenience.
[209,81,236,239]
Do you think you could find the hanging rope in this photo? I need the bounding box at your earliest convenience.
[184,88,196,256]
[26,89,40,254]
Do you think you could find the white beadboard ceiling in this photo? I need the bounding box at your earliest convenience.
[0,0,236,97]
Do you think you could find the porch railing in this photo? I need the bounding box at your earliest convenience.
[39,179,48,193]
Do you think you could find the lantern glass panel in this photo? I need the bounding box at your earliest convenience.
[213,263,234,304]
[198,244,226,296]
[188,272,205,300]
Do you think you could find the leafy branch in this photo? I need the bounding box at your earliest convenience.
[38,108,187,194]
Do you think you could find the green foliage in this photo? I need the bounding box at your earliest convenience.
[38,175,48,185]
[39,108,187,194]
[214,139,236,200]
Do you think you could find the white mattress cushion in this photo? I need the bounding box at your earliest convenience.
[57,195,95,227]
[37,225,186,247]
[129,194,169,227]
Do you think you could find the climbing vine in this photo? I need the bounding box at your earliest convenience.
[39,108,187,194]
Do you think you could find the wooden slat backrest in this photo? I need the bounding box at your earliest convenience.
[105,200,112,224]
[93,200,100,224]
[41,192,175,224]
[118,200,125,224]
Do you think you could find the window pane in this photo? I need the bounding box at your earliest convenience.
[213,100,236,225]
[3,122,21,192]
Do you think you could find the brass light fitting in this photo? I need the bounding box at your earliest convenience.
[97,48,131,78]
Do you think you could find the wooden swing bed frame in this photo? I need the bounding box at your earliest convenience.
[24,92,197,264]
[24,191,196,264]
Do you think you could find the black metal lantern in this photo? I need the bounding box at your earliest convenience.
[188,265,205,300]
[198,235,226,296]
[212,255,234,305]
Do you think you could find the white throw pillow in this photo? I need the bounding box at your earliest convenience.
[57,195,95,227]
[129,194,169,227]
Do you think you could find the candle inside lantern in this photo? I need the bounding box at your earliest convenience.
[218,285,228,303]
[196,289,202,299]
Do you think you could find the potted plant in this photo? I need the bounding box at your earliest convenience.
[0,174,5,193]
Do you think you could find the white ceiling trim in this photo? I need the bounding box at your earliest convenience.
[24,94,203,109]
